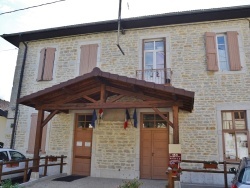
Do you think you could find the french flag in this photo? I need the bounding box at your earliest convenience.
[124,109,130,129]
[99,108,103,119]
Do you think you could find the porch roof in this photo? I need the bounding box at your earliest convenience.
[18,68,195,112]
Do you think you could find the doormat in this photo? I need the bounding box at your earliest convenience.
[53,175,87,182]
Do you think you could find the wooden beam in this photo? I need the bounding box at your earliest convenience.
[83,96,97,103]
[51,87,100,105]
[173,106,179,144]
[100,84,106,102]
[40,101,182,110]
[152,108,173,128]
[107,94,124,103]
[33,109,44,172]
[106,86,165,101]
[41,110,59,128]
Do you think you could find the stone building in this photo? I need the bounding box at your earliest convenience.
[1,5,250,186]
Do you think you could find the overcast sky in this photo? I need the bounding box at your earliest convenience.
[0,0,250,101]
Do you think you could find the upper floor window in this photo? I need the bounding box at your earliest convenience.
[37,47,56,81]
[205,31,241,72]
[222,111,249,161]
[79,44,98,75]
[138,39,170,84]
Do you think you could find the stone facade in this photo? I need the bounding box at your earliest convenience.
[4,17,250,184]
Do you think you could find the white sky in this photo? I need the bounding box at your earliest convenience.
[0,0,249,101]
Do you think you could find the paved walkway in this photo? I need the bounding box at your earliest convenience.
[21,174,167,188]
[20,174,226,188]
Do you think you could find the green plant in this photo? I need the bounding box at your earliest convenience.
[0,179,22,188]
[118,179,143,188]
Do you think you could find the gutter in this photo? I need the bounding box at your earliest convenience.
[10,41,28,149]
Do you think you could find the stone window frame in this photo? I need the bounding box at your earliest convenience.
[221,110,249,162]
[216,103,250,162]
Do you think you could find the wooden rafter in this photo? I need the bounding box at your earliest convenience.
[39,101,182,110]
[41,110,59,128]
[100,84,106,102]
[107,94,124,103]
[173,106,179,144]
[106,86,165,101]
[83,96,97,103]
[152,107,173,128]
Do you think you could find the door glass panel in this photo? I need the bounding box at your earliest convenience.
[143,114,154,120]
[236,133,248,160]
[78,115,85,121]
[224,132,236,160]
[155,114,168,120]
[143,122,154,128]
[145,52,153,69]
[156,122,167,128]
[156,52,164,69]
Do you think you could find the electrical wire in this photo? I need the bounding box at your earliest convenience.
[0,0,66,16]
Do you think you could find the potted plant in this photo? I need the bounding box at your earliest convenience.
[203,161,218,169]
[48,155,57,162]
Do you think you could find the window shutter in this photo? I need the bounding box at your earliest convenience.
[79,44,98,75]
[37,48,46,81]
[43,48,56,80]
[27,113,48,154]
[205,32,218,71]
[227,31,241,71]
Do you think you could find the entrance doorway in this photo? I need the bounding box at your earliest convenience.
[140,113,169,179]
[72,114,93,176]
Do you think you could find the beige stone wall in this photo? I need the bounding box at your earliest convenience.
[4,18,250,177]
[92,120,138,178]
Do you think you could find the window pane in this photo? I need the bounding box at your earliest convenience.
[236,133,248,160]
[235,112,245,119]
[223,112,232,120]
[78,115,85,121]
[156,122,167,128]
[217,36,225,44]
[224,132,236,160]
[235,120,246,129]
[223,121,233,129]
[145,52,153,69]
[144,42,154,50]
[155,41,164,50]
[143,114,154,120]
[86,115,92,121]
[78,122,85,128]
[0,151,9,161]
[143,122,154,128]
[241,168,250,184]
[156,52,164,69]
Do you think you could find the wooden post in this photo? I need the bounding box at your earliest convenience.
[173,106,179,144]
[0,161,3,183]
[167,168,173,188]
[44,156,48,176]
[33,109,44,172]
[100,84,106,103]
[60,155,64,173]
[23,159,29,182]
[224,160,228,188]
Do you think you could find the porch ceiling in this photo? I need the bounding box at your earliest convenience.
[18,68,195,112]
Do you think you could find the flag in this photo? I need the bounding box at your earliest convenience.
[91,109,97,128]
[133,108,137,128]
[124,109,130,129]
[99,108,103,119]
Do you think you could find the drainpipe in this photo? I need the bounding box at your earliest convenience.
[10,41,28,149]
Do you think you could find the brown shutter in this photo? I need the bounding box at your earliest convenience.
[27,113,48,154]
[43,48,56,80]
[79,44,98,75]
[227,31,241,71]
[37,48,46,81]
[205,32,219,71]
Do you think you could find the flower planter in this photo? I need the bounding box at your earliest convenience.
[48,156,57,162]
[203,163,218,169]
[6,162,19,168]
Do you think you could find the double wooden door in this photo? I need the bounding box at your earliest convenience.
[140,130,169,179]
[72,128,93,176]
